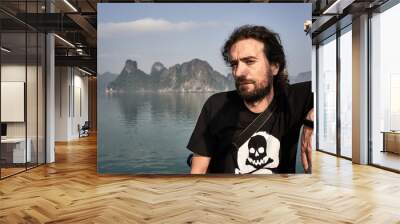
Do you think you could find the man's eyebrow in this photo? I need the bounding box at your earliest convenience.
[240,56,257,61]
[229,56,257,64]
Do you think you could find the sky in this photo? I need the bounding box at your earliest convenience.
[98,3,311,77]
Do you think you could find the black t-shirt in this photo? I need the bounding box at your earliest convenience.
[187,81,313,174]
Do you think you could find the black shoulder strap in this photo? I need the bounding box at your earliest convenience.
[232,98,278,149]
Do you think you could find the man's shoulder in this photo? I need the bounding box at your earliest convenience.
[207,90,238,103]
[282,81,313,122]
[203,90,240,114]
[288,81,311,94]
[285,81,312,100]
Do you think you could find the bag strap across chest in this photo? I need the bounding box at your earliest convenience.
[232,98,278,149]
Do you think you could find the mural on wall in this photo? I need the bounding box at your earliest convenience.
[98,3,311,174]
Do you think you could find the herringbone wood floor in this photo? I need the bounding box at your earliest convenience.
[0,134,399,223]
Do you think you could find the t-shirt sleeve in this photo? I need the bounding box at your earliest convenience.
[186,97,216,157]
[288,81,314,128]
[302,81,314,118]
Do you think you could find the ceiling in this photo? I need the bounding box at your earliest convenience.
[0,0,391,75]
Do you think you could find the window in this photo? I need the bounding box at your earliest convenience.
[0,1,46,179]
[370,2,400,171]
[339,26,352,158]
[317,34,337,155]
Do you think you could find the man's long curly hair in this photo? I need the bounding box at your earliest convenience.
[222,25,289,94]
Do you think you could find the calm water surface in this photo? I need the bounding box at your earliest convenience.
[98,92,213,174]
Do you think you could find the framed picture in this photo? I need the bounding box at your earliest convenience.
[98,3,312,174]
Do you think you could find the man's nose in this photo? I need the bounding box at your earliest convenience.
[234,62,248,78]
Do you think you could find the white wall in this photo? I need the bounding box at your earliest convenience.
[1,65,31,138]
[1,65,26,129]
[1,82,25,122]
[55,66,69,141]
[55,66,89,141]
[1,64,26,81]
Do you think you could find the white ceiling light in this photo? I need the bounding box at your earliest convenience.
[78,67,93,76]
[323,0,355,15]
[76,48,86,55]
[1,47,11,53]
[54,34,75,48]
[63,0,78,12]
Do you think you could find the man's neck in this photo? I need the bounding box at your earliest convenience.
[244,89,274,114]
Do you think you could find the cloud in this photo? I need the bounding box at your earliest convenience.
[99,18,223,37]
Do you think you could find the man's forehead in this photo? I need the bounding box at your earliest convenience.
[229,38,265,59]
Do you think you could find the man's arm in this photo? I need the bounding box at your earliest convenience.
[190,154,211,174]
[301,108,314,173]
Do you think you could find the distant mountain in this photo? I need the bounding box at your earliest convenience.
[98,72,118,93]
[290,71,311,84]
[107,59,235,92]
[107,59,152,91]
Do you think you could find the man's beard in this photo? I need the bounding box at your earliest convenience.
[235,70,273,103]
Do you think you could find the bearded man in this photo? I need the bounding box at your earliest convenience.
[187,25,314,174]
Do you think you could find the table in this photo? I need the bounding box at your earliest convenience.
[381,131,400,154]
[1,138,31,163]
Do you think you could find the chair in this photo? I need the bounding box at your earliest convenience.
[186,153,194,167]
[78,121,90,138]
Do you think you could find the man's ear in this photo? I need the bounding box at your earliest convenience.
[271,63,279,76]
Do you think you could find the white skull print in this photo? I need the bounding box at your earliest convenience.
[235,131,280,174]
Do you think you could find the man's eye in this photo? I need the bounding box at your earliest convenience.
[245,60,255,65]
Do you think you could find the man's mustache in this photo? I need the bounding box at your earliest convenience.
[235,77,255,85]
